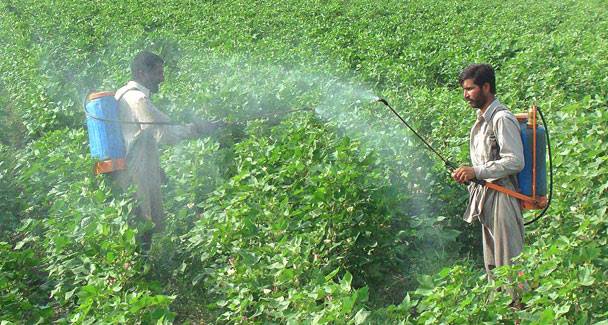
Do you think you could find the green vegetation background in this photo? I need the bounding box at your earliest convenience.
[1,0,606,323]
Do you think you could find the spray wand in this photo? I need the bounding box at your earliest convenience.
[375,97,491,187]
[374,97,459,172]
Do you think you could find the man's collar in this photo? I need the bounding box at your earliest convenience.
[127,80,151,97]
[480,98,500,121]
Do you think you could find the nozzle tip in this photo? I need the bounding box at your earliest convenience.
[374,97,389,106]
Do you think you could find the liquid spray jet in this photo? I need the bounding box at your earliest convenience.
[374,97,458,171]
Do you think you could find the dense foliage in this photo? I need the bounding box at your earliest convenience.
[1,0,607,323]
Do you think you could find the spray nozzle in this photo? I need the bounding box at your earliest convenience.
[373,97,389,106]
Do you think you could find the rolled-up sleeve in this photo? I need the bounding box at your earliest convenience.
[473,115,524,180]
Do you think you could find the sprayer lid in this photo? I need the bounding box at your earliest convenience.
[88,91,116,101]
[514,113,528,123]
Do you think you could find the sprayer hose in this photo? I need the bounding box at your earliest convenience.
[85,107,314,126]
[525,106,553,225]
[85,113,180,125]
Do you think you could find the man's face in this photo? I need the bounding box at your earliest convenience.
[141,64,164,93]
[461,78,487,109]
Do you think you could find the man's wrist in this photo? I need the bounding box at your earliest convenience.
[473,166,484,179]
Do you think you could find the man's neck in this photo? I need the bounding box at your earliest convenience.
[133,78,150,90]
[479,95,496,114]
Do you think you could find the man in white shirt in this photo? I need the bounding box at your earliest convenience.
[452,64,525,280]
[113,51,215,245]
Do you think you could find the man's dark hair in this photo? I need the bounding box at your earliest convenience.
[131,51,164,78]
[458,64,496,94]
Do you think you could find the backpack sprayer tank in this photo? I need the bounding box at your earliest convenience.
[515,106,547,210]
[84,92,127,175]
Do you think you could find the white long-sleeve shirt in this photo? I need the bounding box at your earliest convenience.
[113,81,198,227]
[115,80,196,153]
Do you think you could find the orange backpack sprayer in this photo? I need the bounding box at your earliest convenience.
[375,98,553,225]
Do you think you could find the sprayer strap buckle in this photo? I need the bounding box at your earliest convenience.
[521,196,548,210]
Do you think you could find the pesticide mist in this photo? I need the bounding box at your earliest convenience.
[29,39,460,306]
[164,51,455,264]
[170,50,441,184]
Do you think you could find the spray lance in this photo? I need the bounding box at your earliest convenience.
[374,97,458,171]
[374,97,553,225]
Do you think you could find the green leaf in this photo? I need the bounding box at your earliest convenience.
[105,251,116,263]
[539,309,556,323]
[555,303,570,316]
[355,286,369,303]
[340,272,353,292]
[324,268,340,282]
[64,287,78,301]
[353,309,370,325]
[13,240,27,250]
[578,266,595,286]
[342,294,356,314]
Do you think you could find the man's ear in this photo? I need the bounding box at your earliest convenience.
[134,69,145,80]
[482,82,491,94]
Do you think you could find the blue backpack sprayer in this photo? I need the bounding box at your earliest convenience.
[84,90,179,175]
[84,91,128,174]
[375,98,553,225]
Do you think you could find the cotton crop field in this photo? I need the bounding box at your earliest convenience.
[1,0,607,323]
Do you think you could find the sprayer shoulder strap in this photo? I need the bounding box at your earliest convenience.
[487,105,521,153]
[85,88,177,127]
[487,105,519,188]
[115,87,144,130]
[115,87,141,103]
[487,105,506,152]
